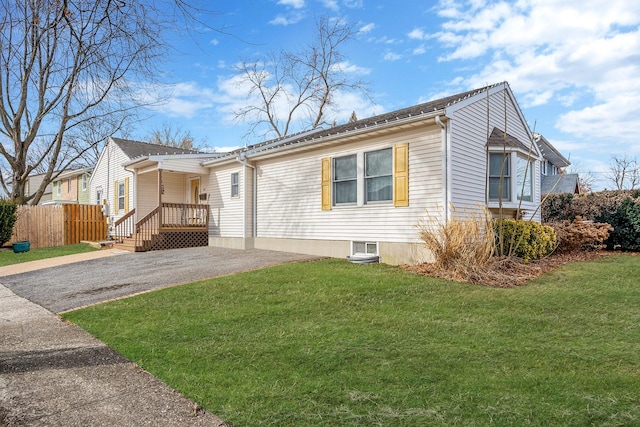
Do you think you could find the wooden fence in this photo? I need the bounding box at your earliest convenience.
[11,204,107,249]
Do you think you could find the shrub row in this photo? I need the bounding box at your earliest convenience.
[542,190,640,251]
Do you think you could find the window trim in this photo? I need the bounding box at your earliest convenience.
[516,155,533,202]
[230,172,239,198]
[352,241,379,257]
[331,148,393,207]
[118,181,125,211]
[488,152,511,202]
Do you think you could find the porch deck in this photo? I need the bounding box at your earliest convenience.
[112,203,209,252]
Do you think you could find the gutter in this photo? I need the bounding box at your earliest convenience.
[435,114,450,223]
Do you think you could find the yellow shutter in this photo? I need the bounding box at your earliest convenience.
[113,180,119,214]
[321,157,331,211]
[394,143,409,207]
[124,177,130,212]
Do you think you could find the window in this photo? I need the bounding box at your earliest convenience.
[231,172,239,198]
[322,144,408,210]
[67,179,71,194]
[333,154,357,204]
[55,181,61,196]
[517,156,533,202]
[118,181,125,211]
[352,241,378,256]
[365,148,392,202]
[82,174,87,191]
[489,153,510,201]
[96,189,103,205]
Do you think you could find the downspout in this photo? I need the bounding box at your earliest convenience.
[435,115,450,223]
[235,154,256,242]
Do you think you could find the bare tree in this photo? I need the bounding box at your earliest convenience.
[233,16,370,139]
[145,122,207,151]
[0,0,218,204]
[608,154,639,190]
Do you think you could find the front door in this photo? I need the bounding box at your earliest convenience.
[190,178,200,204]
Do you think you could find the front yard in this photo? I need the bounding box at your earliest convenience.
[63,255,640,426]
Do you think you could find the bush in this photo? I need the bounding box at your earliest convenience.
[598,197,640,251]
[417,207,495,282]
[0,199,17,247]
[542,191,640,251]
[548,217,613,252]
[494,219,557,262]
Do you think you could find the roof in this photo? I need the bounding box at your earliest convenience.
[55,168,92,181]
[110,137,203,160]
[487,127,534,152]
[541,173,580,194]
[205,82,507,165]
[534,133,570,168]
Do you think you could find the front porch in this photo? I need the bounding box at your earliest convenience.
[112,203,209,252]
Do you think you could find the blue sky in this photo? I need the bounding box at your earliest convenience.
[137,0,640,191]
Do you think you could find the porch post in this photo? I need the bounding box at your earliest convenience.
[158,169,163,227]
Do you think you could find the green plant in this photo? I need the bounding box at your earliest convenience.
[0,243,99,266]
[494,219,557,262]
[598,196,640,251]
[64,256,640,427]
[0,199,17,246]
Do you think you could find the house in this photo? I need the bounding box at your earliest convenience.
[46,168,92,205]
[90,137,215,242]
[107,82,568,265]
[535,133,581,195]
[23,173,53,204]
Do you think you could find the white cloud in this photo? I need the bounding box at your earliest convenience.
[408,28,428,40]
[320,0,339,11]
[359,23,375,34]
[269,12,305,25]
[141,82,217,118]
[277,0,305,8]
[333,61,371,75]
[431,0,640,160]
[383,51,402,61]
[210,38,219,46]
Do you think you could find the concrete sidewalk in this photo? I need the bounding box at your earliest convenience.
[0,248,128,277]
[0,283,228,426]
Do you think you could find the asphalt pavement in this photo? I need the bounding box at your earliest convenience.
[0,246,319,426]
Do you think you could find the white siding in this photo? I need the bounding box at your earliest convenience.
[137,172,157,218]
[88,140,133,223]
[206,164,245,237]
[253,124,443,244]
[448,87,541,219]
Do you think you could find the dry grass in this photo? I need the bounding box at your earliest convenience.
[416,206,495,283]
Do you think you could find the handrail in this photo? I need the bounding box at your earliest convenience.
[112,209,136,240]
[135,206,160,251]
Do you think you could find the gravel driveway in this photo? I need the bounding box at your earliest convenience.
[1,246,319,313]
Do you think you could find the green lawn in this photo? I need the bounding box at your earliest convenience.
[0,243,99,266]
[63,255,640,426]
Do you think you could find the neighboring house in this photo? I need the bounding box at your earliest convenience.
[112,82,569,264]
[23,173,53,204]
[535,133,581,195]
[90,137,215,228]
[47,168,92,204]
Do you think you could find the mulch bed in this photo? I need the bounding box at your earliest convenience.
[404,250,615,287]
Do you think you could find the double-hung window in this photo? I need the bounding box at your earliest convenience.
[118,181,125,211]
[231,172,239,198]
[323,144,407,210]
[365,148,392,203]
[489,153,510,201]
[333,154,357,205]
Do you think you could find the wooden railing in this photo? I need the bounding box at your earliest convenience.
[112,209,136,240]
[111,203,209,251]
[160,203,209,229]
[135,206,161,252]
